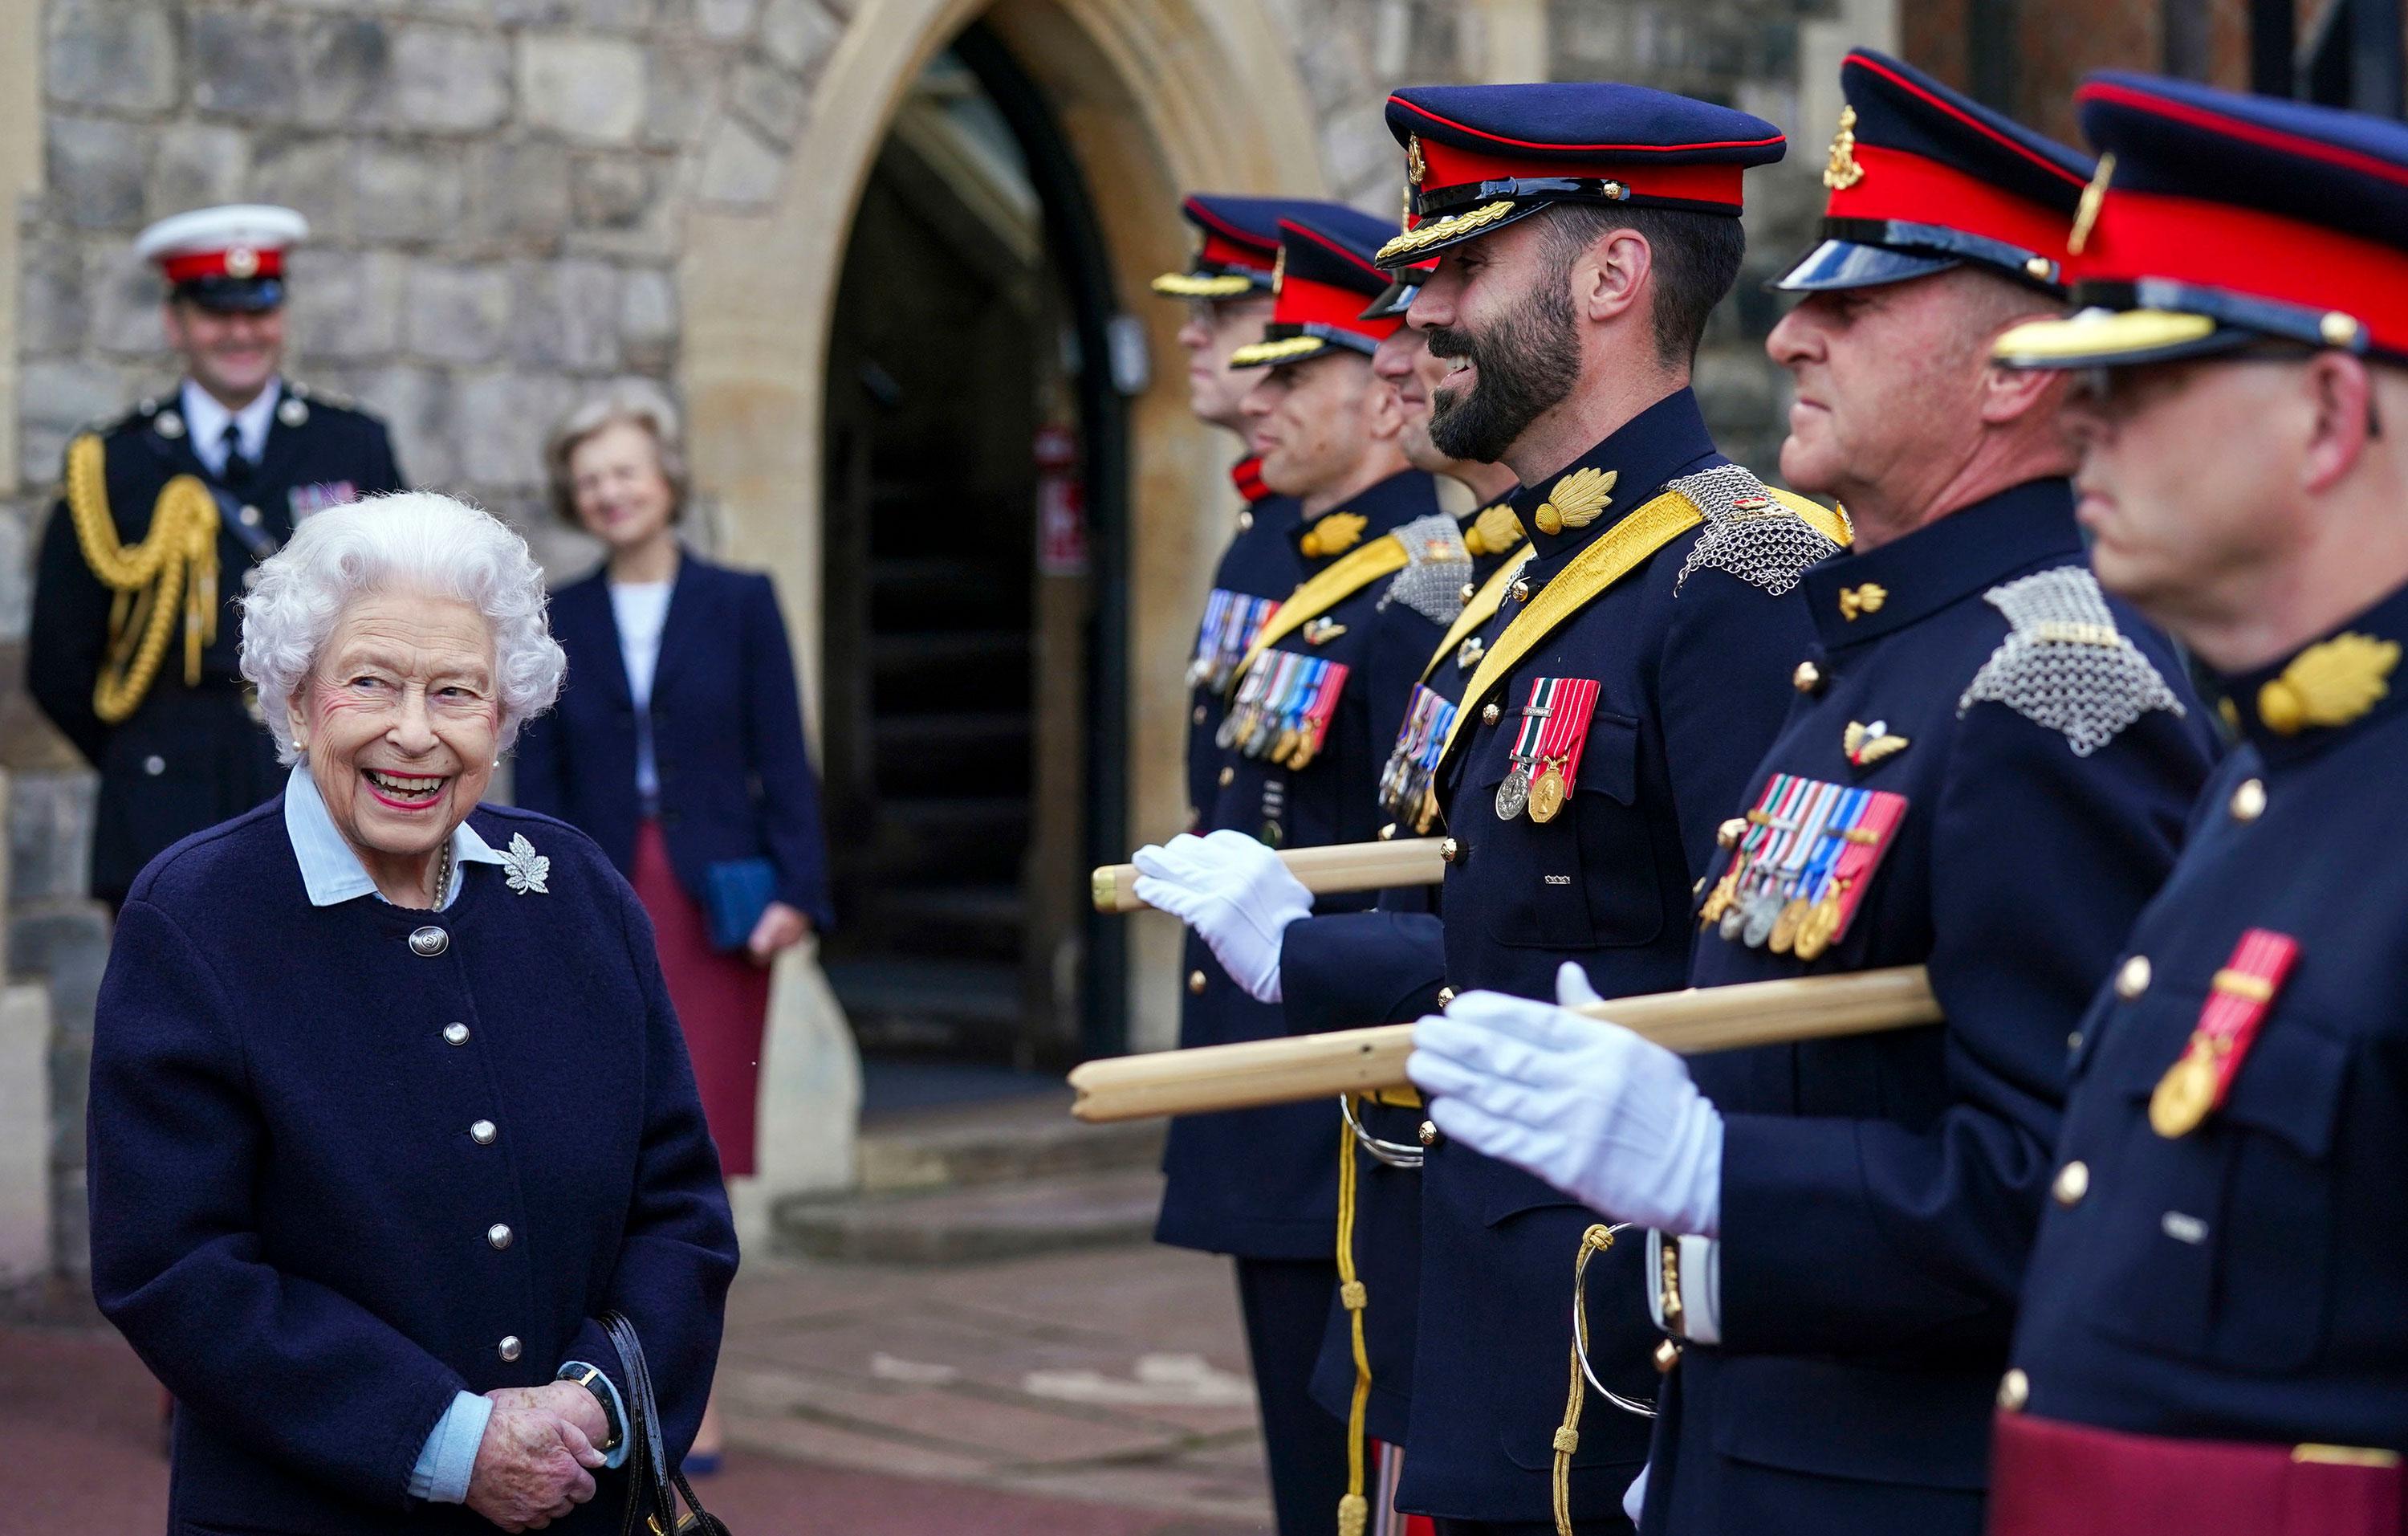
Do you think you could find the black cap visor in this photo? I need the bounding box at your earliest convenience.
[1359,276,1422,321]
[173,275,286,314]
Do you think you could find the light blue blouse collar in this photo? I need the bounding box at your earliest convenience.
[283,761,506,910]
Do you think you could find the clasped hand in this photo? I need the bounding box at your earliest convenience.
[467,1381,611,1533]
[1130,829,1312,1004]
[1406,961,1725,1238]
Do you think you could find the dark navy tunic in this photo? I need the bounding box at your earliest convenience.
[1645,481,2217,1536]
[1285,390,1832,1525]
[2007,577,2408,1457]
[87,799,738,1534]
[1156,467,1446,1260]
[1184,458,1307,827]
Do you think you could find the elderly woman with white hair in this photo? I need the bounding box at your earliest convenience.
[85,492,739,1534]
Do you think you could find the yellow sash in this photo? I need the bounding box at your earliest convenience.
[1421,547,1536,686]
[1771,487,1853,547]
[1434,489,1704,773]
[1231,533,1413,687]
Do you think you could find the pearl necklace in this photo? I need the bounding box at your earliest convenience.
[425,837,456,912]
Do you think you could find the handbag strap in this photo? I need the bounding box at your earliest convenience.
[604,1310,728,1535]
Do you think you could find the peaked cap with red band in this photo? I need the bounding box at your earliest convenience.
[1375,82,1785,268]
[1152,194,1361,300]
[1778,49,2093,293]
[1230,208,1409,368]
[1999,73,2408,369]
[134,203,307,314]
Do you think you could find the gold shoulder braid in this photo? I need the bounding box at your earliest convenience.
[2257,631,2399,735]
[63,433,221,723]
[1302,511,1368,559]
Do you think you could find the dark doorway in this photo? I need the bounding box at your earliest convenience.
[820,22,1129,1109]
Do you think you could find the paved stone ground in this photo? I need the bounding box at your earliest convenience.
[9,1241,1271,1533]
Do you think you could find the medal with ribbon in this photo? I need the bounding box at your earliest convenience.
[1381,683,1458,825]
[1524,677,1600,824]
[1190,589,1278,693]
[2149,929,2301,1139]
[1792,788,1906,960]
[1283,657,1348,768]
[1703,774,1907,956]
[1495,678,1556,821]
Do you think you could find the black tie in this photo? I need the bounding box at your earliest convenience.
[220,422,253,487]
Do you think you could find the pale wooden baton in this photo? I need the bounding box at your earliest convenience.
[1092,836,1449,915]
[1068,965,1942,1122]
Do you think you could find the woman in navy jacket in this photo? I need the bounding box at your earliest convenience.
[87,493,738,1532]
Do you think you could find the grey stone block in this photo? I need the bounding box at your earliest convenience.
[352,140,468,245]
[570,154,652,231]
[5,775,98,908]
[16,362,124,487]
[698,116,784,210]
[580,0,661,30]
[82,244,166,358]
[405,261,512,364]
[617,267,677,371]
[295,14,392,128]
[246,133,352,243]
[340,364,458,488]
[384,25,511,134]
[518,33,647,144]
[696,0,759,41]
[510,259,620,373]
[47,116,149,231]
[190,8,304,120]
[17,235,89,357]
[759,0,837,77]
[455,371,577,486]
[147,121,251,222]
[496,0,574,22]
[45,0,179,115]
[466,139,572,244]
[730,56,806,147]
[641,45,720,151]
[0,507,30,644]
[287,248,404,362]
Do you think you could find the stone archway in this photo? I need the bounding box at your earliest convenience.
[677,0,1325,1218]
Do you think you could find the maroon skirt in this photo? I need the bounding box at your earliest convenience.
[1991,1410,2405,1536]
[629,819,769,1178]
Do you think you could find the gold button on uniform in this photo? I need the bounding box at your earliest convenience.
[2052,1160,2089,1206]
[1717,817,1747,849]
[1460,582,1478,604]
[470,1120,497,1146]
[1218,765,1235,788]
[1187,969,1208,995]
[1238,509,1254,532]
[2230,777,2267,821]
[1378,823,1397,841]
[1654,1338,1683,1373]
[1482,703,1501,726]
[443,1022,470,1045]
[2116,955,2151,1000]
[1418,1120,1439,1147]
[1193,704,1206,725]
[1436,987,1456,1007]
[1793,661,1823,694]
[1439,837,1460,863]
[498,1335,523,1363]
[1997,1367,2029,1412]
[1509,579,1531,602]
[487,1223,514,1250]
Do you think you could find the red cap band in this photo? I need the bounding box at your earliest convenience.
[1274,274,1402,346]
[160,247,285,283]
[1824,142,2072,259]
[2072,187,2408,350]
[1418,134,1746,209]
[1198,231,1273,272]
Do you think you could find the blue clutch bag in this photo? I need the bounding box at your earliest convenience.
[702,858,779,952]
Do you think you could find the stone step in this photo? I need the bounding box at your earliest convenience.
[771,1167,1162,1265]
[853,1087,1163,1195]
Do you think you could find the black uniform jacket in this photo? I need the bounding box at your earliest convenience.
[26,385,404,901]
[2008,576,2408,1457]
[1155,467,1447,1261]
[1645,480,2217,1536]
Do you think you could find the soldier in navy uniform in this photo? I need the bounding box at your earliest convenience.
[1402,54,2219,1536]
[1970,75,2408,1536]
[1186,83,1841,1534]
[26,204,405,906]
[1130,207,1452,1535]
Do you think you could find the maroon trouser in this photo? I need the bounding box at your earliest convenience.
[1991,1412,2404,1536]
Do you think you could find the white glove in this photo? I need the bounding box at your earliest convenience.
[1623,1463,1650,1525]
[1130,829,1312,1004]
[1406,961,1723,1237]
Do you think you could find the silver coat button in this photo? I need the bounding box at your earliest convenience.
[238,503,262,526]
[2115,955,2151,1000]
[470,1120,497,1146]
[143,755,166,776]
[498,1335,523,1362]
[2052,1160,2090,1206]
[409,927,449,957]
[487,1223,514,1250]
[443,1023,470,1045]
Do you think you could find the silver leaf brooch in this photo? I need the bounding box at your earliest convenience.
[502,833,551,895]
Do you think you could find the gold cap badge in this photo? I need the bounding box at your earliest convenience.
[2068,152,2115,256]
[1822,104,1865,192]
[1406,132,1426,188]
[1300,510,1366,559]
[1533,468,1616,536]
[2257,631,2400,735]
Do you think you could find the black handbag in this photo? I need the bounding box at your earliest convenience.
[603,1310,730,1536]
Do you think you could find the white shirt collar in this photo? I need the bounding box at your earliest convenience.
[181,377,283,478]
[283,761,506,910]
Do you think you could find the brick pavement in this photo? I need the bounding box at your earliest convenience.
[7,1241,1273,1534]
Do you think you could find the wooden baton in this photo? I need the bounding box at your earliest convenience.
[1068,965,1941,1122]
[1091,837,1448,915]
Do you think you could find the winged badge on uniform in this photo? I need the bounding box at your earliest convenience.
[1843,719,1910,768]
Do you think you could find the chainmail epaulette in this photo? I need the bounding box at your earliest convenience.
[1959,566,2185,756]
[1377,512,1474,625]
[1670,463,1843,597]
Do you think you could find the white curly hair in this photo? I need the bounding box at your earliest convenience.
[239,492,567,764]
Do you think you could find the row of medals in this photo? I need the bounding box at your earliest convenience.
[1218,697,1325,771]
[1698,858,1848,962]
[1495,752,1572,824]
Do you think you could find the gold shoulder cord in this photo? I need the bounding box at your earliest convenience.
[1333,1106,1373,1536]
[63,434,222,723]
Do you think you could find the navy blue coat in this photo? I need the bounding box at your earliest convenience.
[2007,577,2408,1459]
[1185,459,1306,824]
[1643,482,2216,1536]
[514,552,833,929]
[1155,467,1446,1261]
[87,798,738,1534]
[1283,391,1837,1524]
